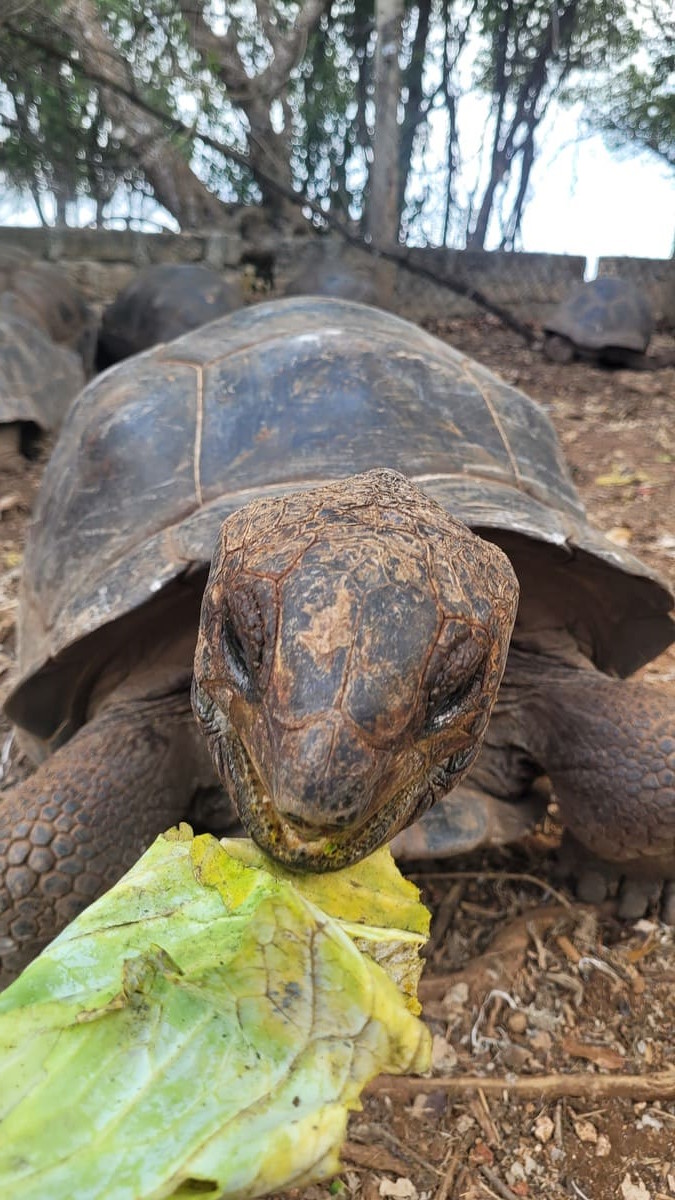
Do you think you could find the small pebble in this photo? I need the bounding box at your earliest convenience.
[506,1163,527,1186]
[442,982,469,1012]
[530,1031,553,1054]
[431,1034,458,1073]
[532,1115,555,1144]
[574,1120,598,1144]
[507,1011,528,1034]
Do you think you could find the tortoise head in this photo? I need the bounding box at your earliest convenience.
[192,469,519,871]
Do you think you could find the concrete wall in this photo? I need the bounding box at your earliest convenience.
[0,222,672,327]
[596,256,675,327]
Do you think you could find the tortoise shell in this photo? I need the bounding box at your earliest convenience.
[97,263,244,367]
[0,256,94,362]
[284,262,379,306]
[544,277,653,353]
[0,308,85,431]
[7,298,673,747]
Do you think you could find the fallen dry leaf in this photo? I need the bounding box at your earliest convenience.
[595,467,648,487]
[431,1033,458,1073]
[469,1142,494,1167]
[343,1143,412,1176]
[561,1036,626,1070]
[606,526,633,546]
[510,1183,529,1198]
[624,933,656,965]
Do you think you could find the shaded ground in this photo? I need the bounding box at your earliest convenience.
[0,318,673,1200]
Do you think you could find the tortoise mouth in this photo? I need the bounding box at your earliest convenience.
[193,681,478,872]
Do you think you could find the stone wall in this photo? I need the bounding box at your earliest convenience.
[0,222,673,327]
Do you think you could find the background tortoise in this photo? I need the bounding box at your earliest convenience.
[0,250,96,373]
[97,262,244,368]
[543,276,654,366]
[0,251,92,463]
[284,239,380,306]
[284,261,380,306]
[1,297,674,985]
[0,305,85,466]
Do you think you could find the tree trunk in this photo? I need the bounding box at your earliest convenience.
[398,0,432,219]
[369,0,404,299]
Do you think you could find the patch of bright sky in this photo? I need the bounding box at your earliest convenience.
[410,17,675,270]
[504,104,673,269]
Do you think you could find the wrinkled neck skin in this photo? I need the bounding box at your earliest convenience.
[486,640,675,870]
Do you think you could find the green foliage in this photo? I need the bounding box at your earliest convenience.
[1,20,90,218]
[576,1,675,168]
[0,3,160,221]
[0,0,671,235]
[294,1,375,219]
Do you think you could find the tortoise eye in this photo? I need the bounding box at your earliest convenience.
[425,663,484,735]
[221,614,252,694]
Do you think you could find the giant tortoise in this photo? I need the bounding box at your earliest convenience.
[0,306,85,466]
[1,297,673,984]
[97,263,244,368]
[543,277,655,367]
[0,252,96,372]
[284,260,379,306]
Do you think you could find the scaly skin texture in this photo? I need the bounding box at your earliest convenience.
[2,468,673,983]
[532,666,675,869]
[0,696,203,985]
[393,649,675,883]
[193,470,519,869]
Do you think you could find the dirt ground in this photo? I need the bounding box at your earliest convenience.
[0,316,673,1200]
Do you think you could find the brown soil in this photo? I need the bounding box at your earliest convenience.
[0,317,673,1199]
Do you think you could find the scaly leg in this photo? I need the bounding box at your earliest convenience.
[0,693,211,986]
[506,650,675,917]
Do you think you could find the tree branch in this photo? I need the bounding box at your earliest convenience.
[49,0,226,227]
[10,18,537,342]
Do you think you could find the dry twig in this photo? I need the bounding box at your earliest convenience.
[409,871,575,911]
[479,1165,520,1200]
[368,1070,675,1102]
[419,904,572,1002]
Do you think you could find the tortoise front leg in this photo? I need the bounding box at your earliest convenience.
[0,694,208,986]
[390,783,543,860]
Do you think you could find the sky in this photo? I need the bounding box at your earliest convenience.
[416,94,675,271]
[515,108,675,268]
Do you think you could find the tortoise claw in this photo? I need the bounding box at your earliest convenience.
[390,787,542,860]
[560,834,675,924]
[662,883,675,925]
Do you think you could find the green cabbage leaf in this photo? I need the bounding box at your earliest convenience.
[0,827,430,1200]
